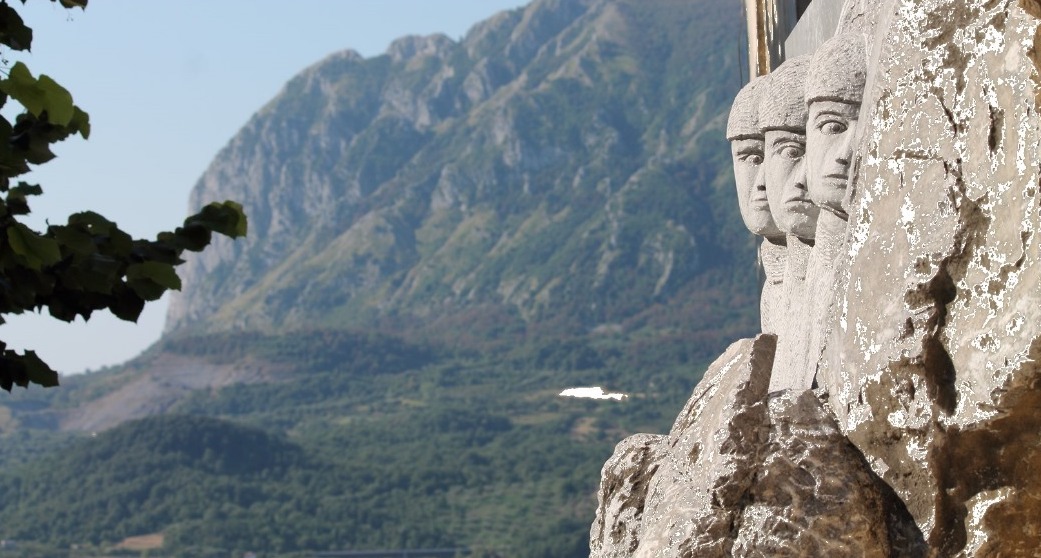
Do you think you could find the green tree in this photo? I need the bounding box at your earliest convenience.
[0,0,246,390]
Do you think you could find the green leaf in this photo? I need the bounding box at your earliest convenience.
[127,261,181,290]
[59,0,88,9]
[10,182,42,197]
[36,74,74,126]
[110,285,145,321]
[7,222,62,269]
[22,350,59,387]
[0,62,78,126]
[6,182,41,215]
[68,210,115,233]
[184,201,248,240]
[2,62,44,116]
[0,4,33,51]
[0,116,29,177]
[61,253,122,294]
[70,106,90,139]
[164,224,211,252]
[51,225,95,256]
[126,261,180,301]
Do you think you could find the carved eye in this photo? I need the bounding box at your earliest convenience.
[741,153,764,165]
[819,120,848,135]
[779,145,804,159]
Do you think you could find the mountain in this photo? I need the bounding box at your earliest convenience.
[0,0,754,556]
[166,0,755,352]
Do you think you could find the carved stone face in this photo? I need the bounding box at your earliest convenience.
[730,138,780,237]
[763,129,818,239]
[807,100,859,214]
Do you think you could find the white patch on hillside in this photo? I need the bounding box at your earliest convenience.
[559,387,628,401]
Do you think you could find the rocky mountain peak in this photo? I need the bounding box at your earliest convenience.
[386,33,456,64]
[165,0,753,359]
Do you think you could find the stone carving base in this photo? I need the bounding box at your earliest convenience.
[591,336,925,557]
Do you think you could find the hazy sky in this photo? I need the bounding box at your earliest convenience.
[0,0,530,375]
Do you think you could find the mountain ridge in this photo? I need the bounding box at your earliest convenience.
[165,0,753,351]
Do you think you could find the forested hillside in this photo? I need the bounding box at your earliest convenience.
[0,0,755,556]
[0,330,700,557]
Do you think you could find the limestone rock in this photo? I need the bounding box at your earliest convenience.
[731,390,924,557]
[632,335,774,557]
[590,433,668,558]
[821,0,1041,551]
[591,336,923,557]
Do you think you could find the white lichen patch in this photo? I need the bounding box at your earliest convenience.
[1005,312,1026,336]
[887,409,909,428]
[963,488,1013,556]
[905,437,929,463]
[900,195,919,246]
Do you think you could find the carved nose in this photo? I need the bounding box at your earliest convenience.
[836,132,855,165]
[753,164,766,191]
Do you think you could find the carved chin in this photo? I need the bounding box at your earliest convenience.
[780,210,819,239]
[810,185,846,214]
[743,209,780,237]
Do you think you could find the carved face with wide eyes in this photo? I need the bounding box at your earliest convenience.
[807,100,859,215]
[762,129,818,239]
[730,138,781,237]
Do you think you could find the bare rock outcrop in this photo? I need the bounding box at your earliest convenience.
[826,0,1041,551]
[593,336,923,557]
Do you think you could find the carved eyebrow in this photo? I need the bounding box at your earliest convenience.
[769,135,806,148]
[808,97,861,107]
[735,144,763,154]
[810,103,860,117]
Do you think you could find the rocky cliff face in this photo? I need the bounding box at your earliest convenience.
[166,0,755,350]
[591,0,1041,554]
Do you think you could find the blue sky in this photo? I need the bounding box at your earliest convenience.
[0,0,530,375]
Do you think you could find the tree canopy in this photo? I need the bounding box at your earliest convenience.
[0,0,247,390]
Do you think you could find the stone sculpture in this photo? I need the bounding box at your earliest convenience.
[802,32,869,398]
[726,75,787,334]
[756,55,819,392]
[591,0,1041,553]
[758,55,817,244]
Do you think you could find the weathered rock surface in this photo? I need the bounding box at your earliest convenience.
[592,336,772,557]
[592,336,923,557]
[590,433,667,558]
[591,0,1041,554]
[825,0,1041,551]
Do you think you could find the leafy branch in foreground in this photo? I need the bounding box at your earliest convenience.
[0,0,247,390]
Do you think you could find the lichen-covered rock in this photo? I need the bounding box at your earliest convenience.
[822,0,1041,551]
[731,390,925,557]
[591,336,922,557]
[589,433,668,558]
